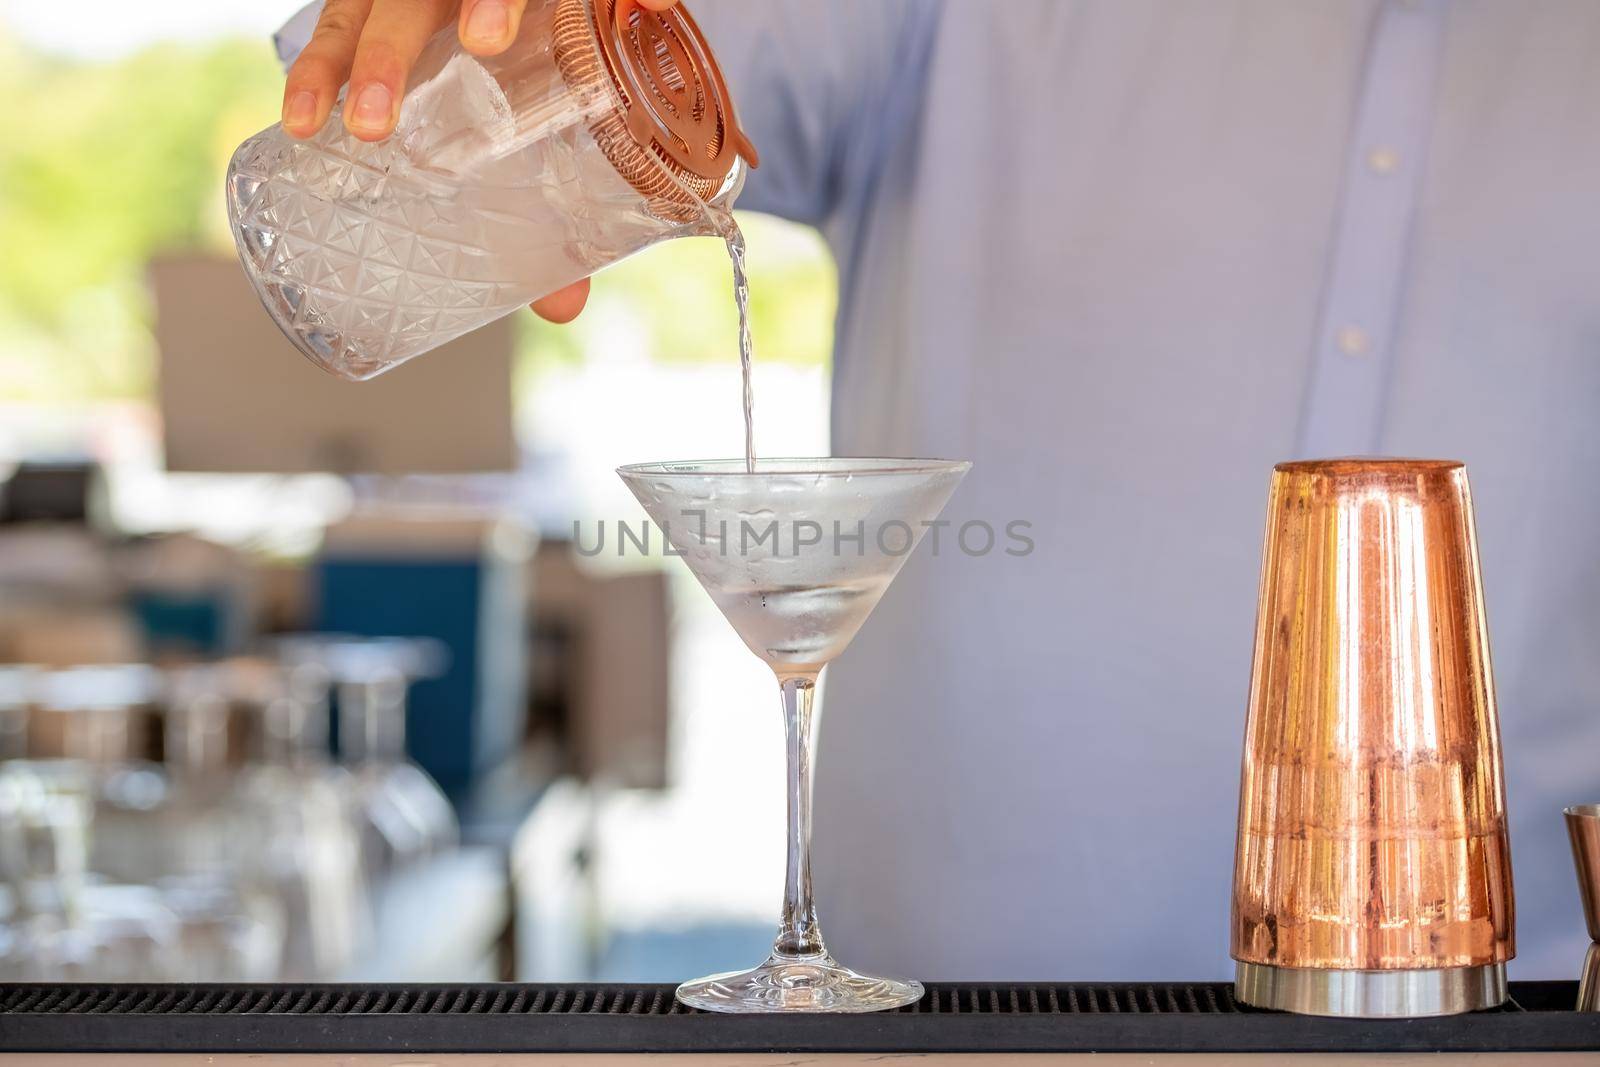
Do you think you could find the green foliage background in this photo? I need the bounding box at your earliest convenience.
[0,28,835,405]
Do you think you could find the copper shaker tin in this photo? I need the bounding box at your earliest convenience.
[1230,459,1514,1017]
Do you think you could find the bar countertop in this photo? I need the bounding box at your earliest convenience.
[3,981,1600,1061]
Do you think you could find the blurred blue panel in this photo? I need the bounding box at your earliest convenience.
[128,590,229,658]
[314,555,525,798]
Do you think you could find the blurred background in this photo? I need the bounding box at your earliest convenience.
[0,0,838,981]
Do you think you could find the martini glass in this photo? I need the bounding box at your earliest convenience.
[618,457,969,1013]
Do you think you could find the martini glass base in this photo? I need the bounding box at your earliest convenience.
[676,951,924,1013]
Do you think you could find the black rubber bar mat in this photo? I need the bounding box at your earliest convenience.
[1,981,1597,1054]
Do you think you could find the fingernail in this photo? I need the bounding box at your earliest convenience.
[464,0,510,45]
[284,91,318,130]
[348,82,394,131]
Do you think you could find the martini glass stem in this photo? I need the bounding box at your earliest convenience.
[775,672,824,958]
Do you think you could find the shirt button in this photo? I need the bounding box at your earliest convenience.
[1336,325,1371,357]
[1367,147,1400,175]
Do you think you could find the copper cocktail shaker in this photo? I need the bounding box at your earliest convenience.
[1230,459,1514,1017]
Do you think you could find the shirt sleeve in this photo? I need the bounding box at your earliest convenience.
[275,2,320,68]
[690,0,927,226]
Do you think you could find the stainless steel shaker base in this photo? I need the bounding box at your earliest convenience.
[1234,961,1507,1017]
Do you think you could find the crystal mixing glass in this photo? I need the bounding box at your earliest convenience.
[619,458,970,1013]
[227,0,757,380]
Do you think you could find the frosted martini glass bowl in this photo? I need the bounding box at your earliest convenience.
[618,457,969,1013]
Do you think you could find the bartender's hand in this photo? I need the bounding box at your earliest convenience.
[280,0,680,323]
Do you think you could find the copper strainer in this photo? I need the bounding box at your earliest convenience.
[553,0,759,221]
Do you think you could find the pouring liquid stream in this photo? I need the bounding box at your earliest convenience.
[714,213,757,474]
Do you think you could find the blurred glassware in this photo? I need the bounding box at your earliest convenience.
[229,655,371,978]
[31,664,156,766]
[33,665,170,886]
[146,665,238,878]
[0,760,180,981]
[159,873,284,982]
[28,665,171,886]
[65,883,183,981]
[87,663,288,980]
[0,643,474,980]
[325,638,458,884]
[0,664,36,759]
[0,760,92,919]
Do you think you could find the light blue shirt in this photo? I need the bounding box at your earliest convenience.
[694,0,1600,981]
[281,0,1600,980]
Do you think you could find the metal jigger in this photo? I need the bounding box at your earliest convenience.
[1564,805,1600,1010]
[1230,459,1515,1017]
[1579,943,1600,1013]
